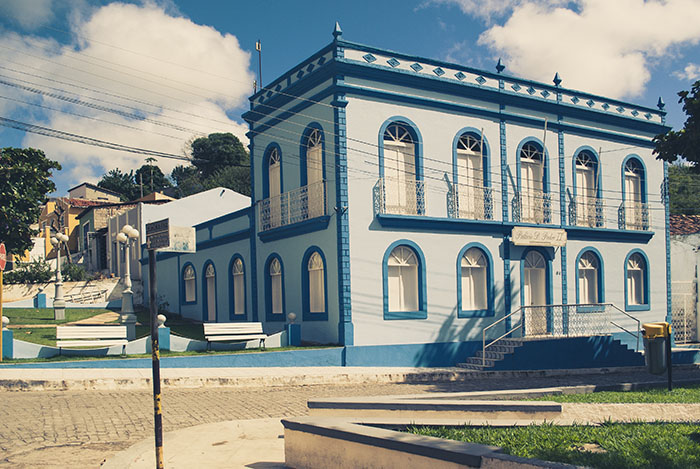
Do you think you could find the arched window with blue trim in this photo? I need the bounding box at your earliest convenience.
[621,156,648,230]
[457,244,494,317]
[203,262,217,322]
[182,263,196,304]
[230,256,246,319]
[380,120,423,215]
[383,240,427,320]
[453,130,491,220]
[265,254,285,321]
[573,149,601,227]
[625,250,649,310]
[301,126,325,219]
[302,247,328,321]
[262,144,282,230]
[518,140,549,224]
[577,249,603,305]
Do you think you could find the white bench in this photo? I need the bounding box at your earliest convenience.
[203,322,267,350]
[56,325,128,355]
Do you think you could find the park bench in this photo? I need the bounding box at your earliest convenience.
[203,322,267,350]
[55,325,128,355]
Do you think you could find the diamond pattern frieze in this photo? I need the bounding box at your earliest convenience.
[362,53,377,63]
[475,75,486,85]
[410,63,423,72]
[387,58,400,68]
[433,67,445,76]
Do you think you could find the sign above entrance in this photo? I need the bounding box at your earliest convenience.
[512,227,567,247]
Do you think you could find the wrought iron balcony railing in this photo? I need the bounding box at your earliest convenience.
[447,183,494,220]
[258,180,326,232]
[511,190,551,224]
[568,197,605,228]
[617,201,649,231]
[373,177,425,216]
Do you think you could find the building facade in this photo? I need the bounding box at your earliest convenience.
[148,25,671,355]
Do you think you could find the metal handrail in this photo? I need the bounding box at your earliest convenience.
[481,303,642,367]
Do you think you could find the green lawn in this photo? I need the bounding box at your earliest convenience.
[531,385,700,404]
[3,308,115,325]
[409,422,700,469]
[11,327,56,346]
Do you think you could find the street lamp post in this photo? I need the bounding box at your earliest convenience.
[118,224,140,340]
[50,232,70,320]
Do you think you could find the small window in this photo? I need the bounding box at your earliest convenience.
[307,252,325,313]
[461,248,487,311]
[270,258,283,315]
[184,265,196,303]
[232,258,245,315]
[387,246,419,312]
[626,253,647,307]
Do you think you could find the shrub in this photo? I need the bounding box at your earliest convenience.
[4,259,54,284]
[62,263,90,282]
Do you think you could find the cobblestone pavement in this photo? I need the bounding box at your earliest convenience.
[1,368,699,468]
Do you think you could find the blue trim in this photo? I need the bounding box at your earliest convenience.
[574,247,605,305]
[194,207,251,230]
[519,247,554,333]
[378,115,424,180]
[620,154,648,204]
[565,225,654,242]
[333,82,353,345]
[180,262,196,306]
[382,240,428,320]
[301,246,329,322]
[177,256,182,316]
[558,131,567,313]
[228,254,247,322]
[299,122,326,186]
[262,142,283,199]
[624,249,651,311]
[451,127,491,188]
[515,137,551,197]
[376,213,509,233]
[500,120,508,222]
[663,161,673,340]
[503,236,511,331]
[257,216,331,242]
[248,209,259,322]
[201,260,217,322]
[198,228,250,250]
[456,243,495,318]
[264,253,286,322]
[571,146,602,202]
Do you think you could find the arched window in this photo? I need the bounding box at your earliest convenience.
[266,256,284,320]
[382,123,419,215]
[626,252,649,309]
[183,264,196,303]
[267,147,282,228]
[387,245,419,312]
[304,128,325,218]
[455,131,488,219]
[519,142,547,223]
[308,252,325,312]
[232,258,245,316]
[523,250,547,307]
[460,247,487,311]
[204,263,216,321]
[622,157,647,230]
[577,251,601,304]
[574,150,600,227]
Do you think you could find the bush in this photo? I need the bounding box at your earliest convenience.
[62,263,90,282]
[4,259,54,284]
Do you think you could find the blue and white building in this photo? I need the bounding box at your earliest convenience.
[145,24,672,366]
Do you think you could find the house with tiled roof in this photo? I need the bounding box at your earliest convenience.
[670,215,700,342]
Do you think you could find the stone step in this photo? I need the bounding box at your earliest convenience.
[461,356,499,368]
[484,344,518,353]
[473,350,509,360]
[455,362,488,371]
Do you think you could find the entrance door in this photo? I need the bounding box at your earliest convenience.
[523,251,547,335]
[205,264,216,322]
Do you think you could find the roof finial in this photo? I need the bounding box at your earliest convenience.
[496,58,505,73]
[553,72,562,86]
[333,22,342,39]
[657,96,665,110]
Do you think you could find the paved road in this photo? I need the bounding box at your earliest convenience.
[2,368,699,468]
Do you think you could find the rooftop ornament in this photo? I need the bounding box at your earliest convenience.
[553,72,562,87]
[496,58,505,74]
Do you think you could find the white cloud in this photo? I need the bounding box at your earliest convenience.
[0,2,254,190]
[425,0,570,23]
[674,63,700,81]
[0,0,54,30]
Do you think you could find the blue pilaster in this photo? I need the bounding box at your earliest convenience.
[247,130,259,322]
[663,161,673,344]
[2,329,12,359]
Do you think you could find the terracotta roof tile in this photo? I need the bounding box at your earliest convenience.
[670,214,700,235]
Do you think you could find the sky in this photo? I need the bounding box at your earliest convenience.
[0,0,699,196]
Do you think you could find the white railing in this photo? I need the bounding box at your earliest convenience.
[373,177,425,216]
[618,201,650,231]
[258,180,326,232]
[569,197,605,228]
[482,303,640,367]
[511,190,551,224]
[447,183,493,220]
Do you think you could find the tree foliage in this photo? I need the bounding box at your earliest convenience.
[0,147,61,255]
[654,80,700,166]
[98,168,139,201]
[171,164,203,198]
[135,162,172,195]
[668,164,700,215]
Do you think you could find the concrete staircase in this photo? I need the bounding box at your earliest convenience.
[456,336,645,371]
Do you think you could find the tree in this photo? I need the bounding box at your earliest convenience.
[0,147,61,255]
[654,80,700,166]
[668,164,700,215]
[134,162,172,196]
[171,164,203,198]
[98,168,138,201]
[202,165,251,195]
[191,133,249,180]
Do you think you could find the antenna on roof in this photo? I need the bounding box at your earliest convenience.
[256,40,262,91]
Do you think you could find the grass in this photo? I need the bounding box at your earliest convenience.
[531,385,700,404]
[3,308,115,325]
[409,422,700,469]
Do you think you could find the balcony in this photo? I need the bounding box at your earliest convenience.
[373,177,425,216]
[617,201,649,231]
[258,180,327,232]
[511,190,551,224]
[447,183,493,220]
[569,197,605,228]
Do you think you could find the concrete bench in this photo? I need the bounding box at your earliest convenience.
[203,322,267,350]
[56,325,128,354]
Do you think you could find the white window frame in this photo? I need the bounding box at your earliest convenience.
[183,265,196,303]
[461,247,488,311]
[387,246,419,312]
